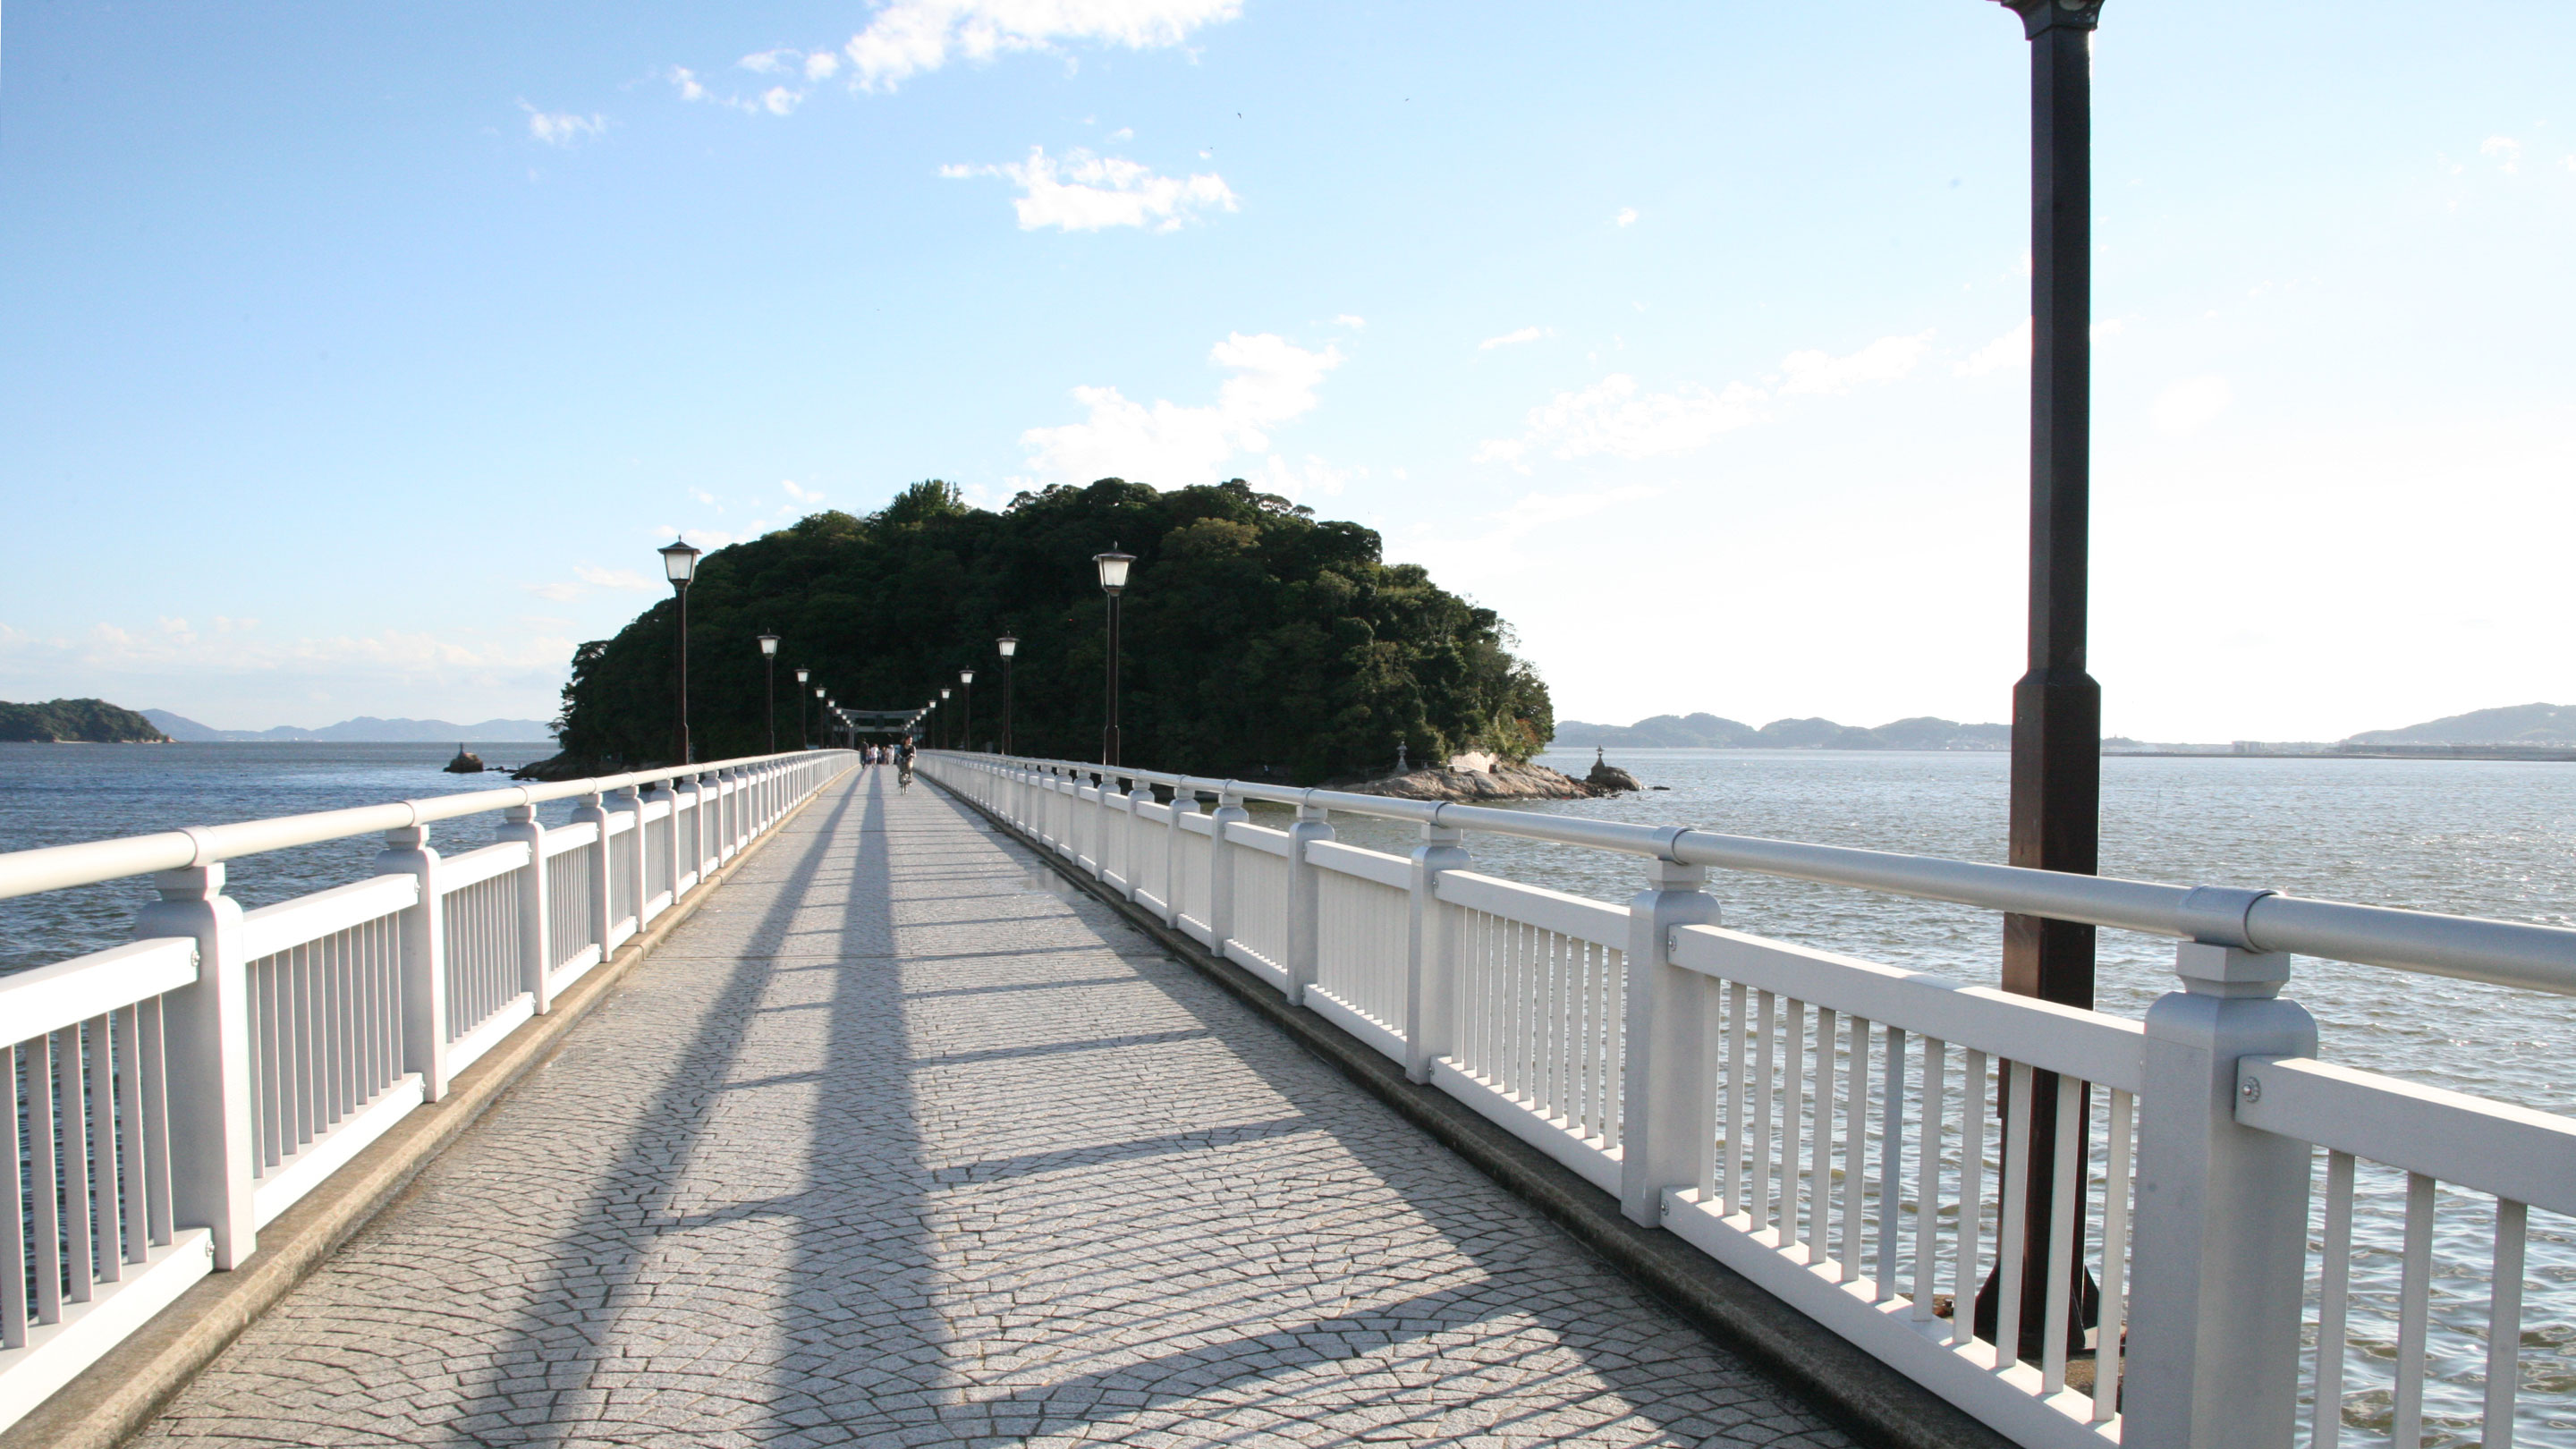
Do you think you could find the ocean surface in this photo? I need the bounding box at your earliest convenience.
[5,741,2571,1441]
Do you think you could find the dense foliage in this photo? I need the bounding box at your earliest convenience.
[555,479,1552,783]
[0,699,169,743]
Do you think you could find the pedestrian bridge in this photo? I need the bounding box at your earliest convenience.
[4,750,2573,1449]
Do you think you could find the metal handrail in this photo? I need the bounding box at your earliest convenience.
[0,749,852,901]
[935,750,2576,996]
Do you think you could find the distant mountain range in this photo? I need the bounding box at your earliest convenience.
[1550,712,2012,751]
[143,709,555,743]
[1555,701,2576,754]
[2343,702,2576,746]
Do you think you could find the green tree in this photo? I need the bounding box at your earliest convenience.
[554,479,1553,783]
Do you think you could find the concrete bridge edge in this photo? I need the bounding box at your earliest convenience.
[0,769,857,1449]
[926,771,2018,1449]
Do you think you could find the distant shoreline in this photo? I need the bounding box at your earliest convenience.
[1546,745,2576,763]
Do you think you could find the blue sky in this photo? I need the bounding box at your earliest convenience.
[4,1,2571,739]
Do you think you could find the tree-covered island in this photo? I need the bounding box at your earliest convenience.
[0,699,172,743]
[552,479,1553,784]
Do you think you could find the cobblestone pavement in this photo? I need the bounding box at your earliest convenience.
[132,767,1850,1449]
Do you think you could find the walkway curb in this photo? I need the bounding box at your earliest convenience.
[4,770,853,1449]
[933,776,2014,1449]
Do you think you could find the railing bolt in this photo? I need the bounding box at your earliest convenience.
[2240,1075,2261,1103]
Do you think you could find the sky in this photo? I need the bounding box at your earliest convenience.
[2,1,2572,739]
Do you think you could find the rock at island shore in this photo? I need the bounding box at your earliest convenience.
[445,745,487,774]
[511,751,620,782]
[1584,747,1643,794]
[1343,760,1596,802]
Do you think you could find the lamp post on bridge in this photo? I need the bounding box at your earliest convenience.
[757,633,779,753]
[959,669,975,753]
[1094,547,1134,767]
[657,538,702,764]
[996,636,1018,756]
[795,668,810,749]
[939,688,953,750]
[1985,0,2105,1362]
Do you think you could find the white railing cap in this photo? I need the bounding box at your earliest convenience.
[929,750,2576,996]
[0,749,852,901]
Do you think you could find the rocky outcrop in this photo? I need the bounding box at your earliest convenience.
[511,751,623,782]
[1583,748,1642,794]
[445,746,487,775]
[1343,761,1596,802]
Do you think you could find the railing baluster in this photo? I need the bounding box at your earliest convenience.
[1751,990,1775,1235]
[1812,1006,1835,1264]
[1914,1037,1945,1321]
[1954,1048,1987,1349]
[57,1024,92,1302]
[2,1044,23,1348]
[2487,1196,2527,1449]
[88,1013,123,1283]
[1845,1014,1870,1286]
[1995,1060,2037,1369]
[1723,980,1748,1219]
[2393,1171,2436,1449]
[31,1031,62,1322]
[1784,999,1806,1251]
[2095,1087,2133,1423]
[2041,1071,2082,1394]
[1876,1022,1902,1301]
[117,1004,149,1265]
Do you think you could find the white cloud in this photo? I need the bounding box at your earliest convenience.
[782,479,825,504]
[762,86,803,115]
[1777,330,1931,396]
[2483,135,2522,174]
[1955,318,2030,377]
[946,147,1236,233]
[525,581,582,602]
[1107,126,1134,141]
[1474,376,1766,469]
[2151,375,2233,436]
[574,565,656,591]
[740,48,797,73]
[1614,208,1639,227]
[843,0,1241,93]
[1021,332,1343,485]
[1476,331,1931,468]
[521,105,606,148]
[1479,326,1553,352]
[1335,314,1366,329]
[806,51,843,80]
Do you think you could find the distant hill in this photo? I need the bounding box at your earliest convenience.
[2345,703,2576,746]
[144,710,555,743]
[1551,712,2010,751]
[0,698,170,743]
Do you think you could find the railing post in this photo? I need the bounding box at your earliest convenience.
[374,823,451,1102]
[134,862,256,1268]
[1126,778,1157,903]
[572,789,611,956]
[670,774,694,894]
[1403,817,1470,1085]
[1618,857,1722,1227]
[496,804,552,1013]
[1208,784,1249,952]
[1092,771,1115,881]
[1284,796,1335,1006]
[1164,778,1196,928]
[637,781,669,924]
[2124,935,2318,1449]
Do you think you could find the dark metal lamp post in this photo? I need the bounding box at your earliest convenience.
[657,539,702,763]
[938,688,952,750]
[1094,547,1134,767]
[996,636,1018,756]
[757,633,779,753]
[795,668,810,748]
[959,669,975,753]
[1984,0,2105,1363]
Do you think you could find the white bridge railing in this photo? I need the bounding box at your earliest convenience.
[0,749,853,1432]
[920,750,2576,1449]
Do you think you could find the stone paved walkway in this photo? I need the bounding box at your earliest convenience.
[133,767,1849,1448]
